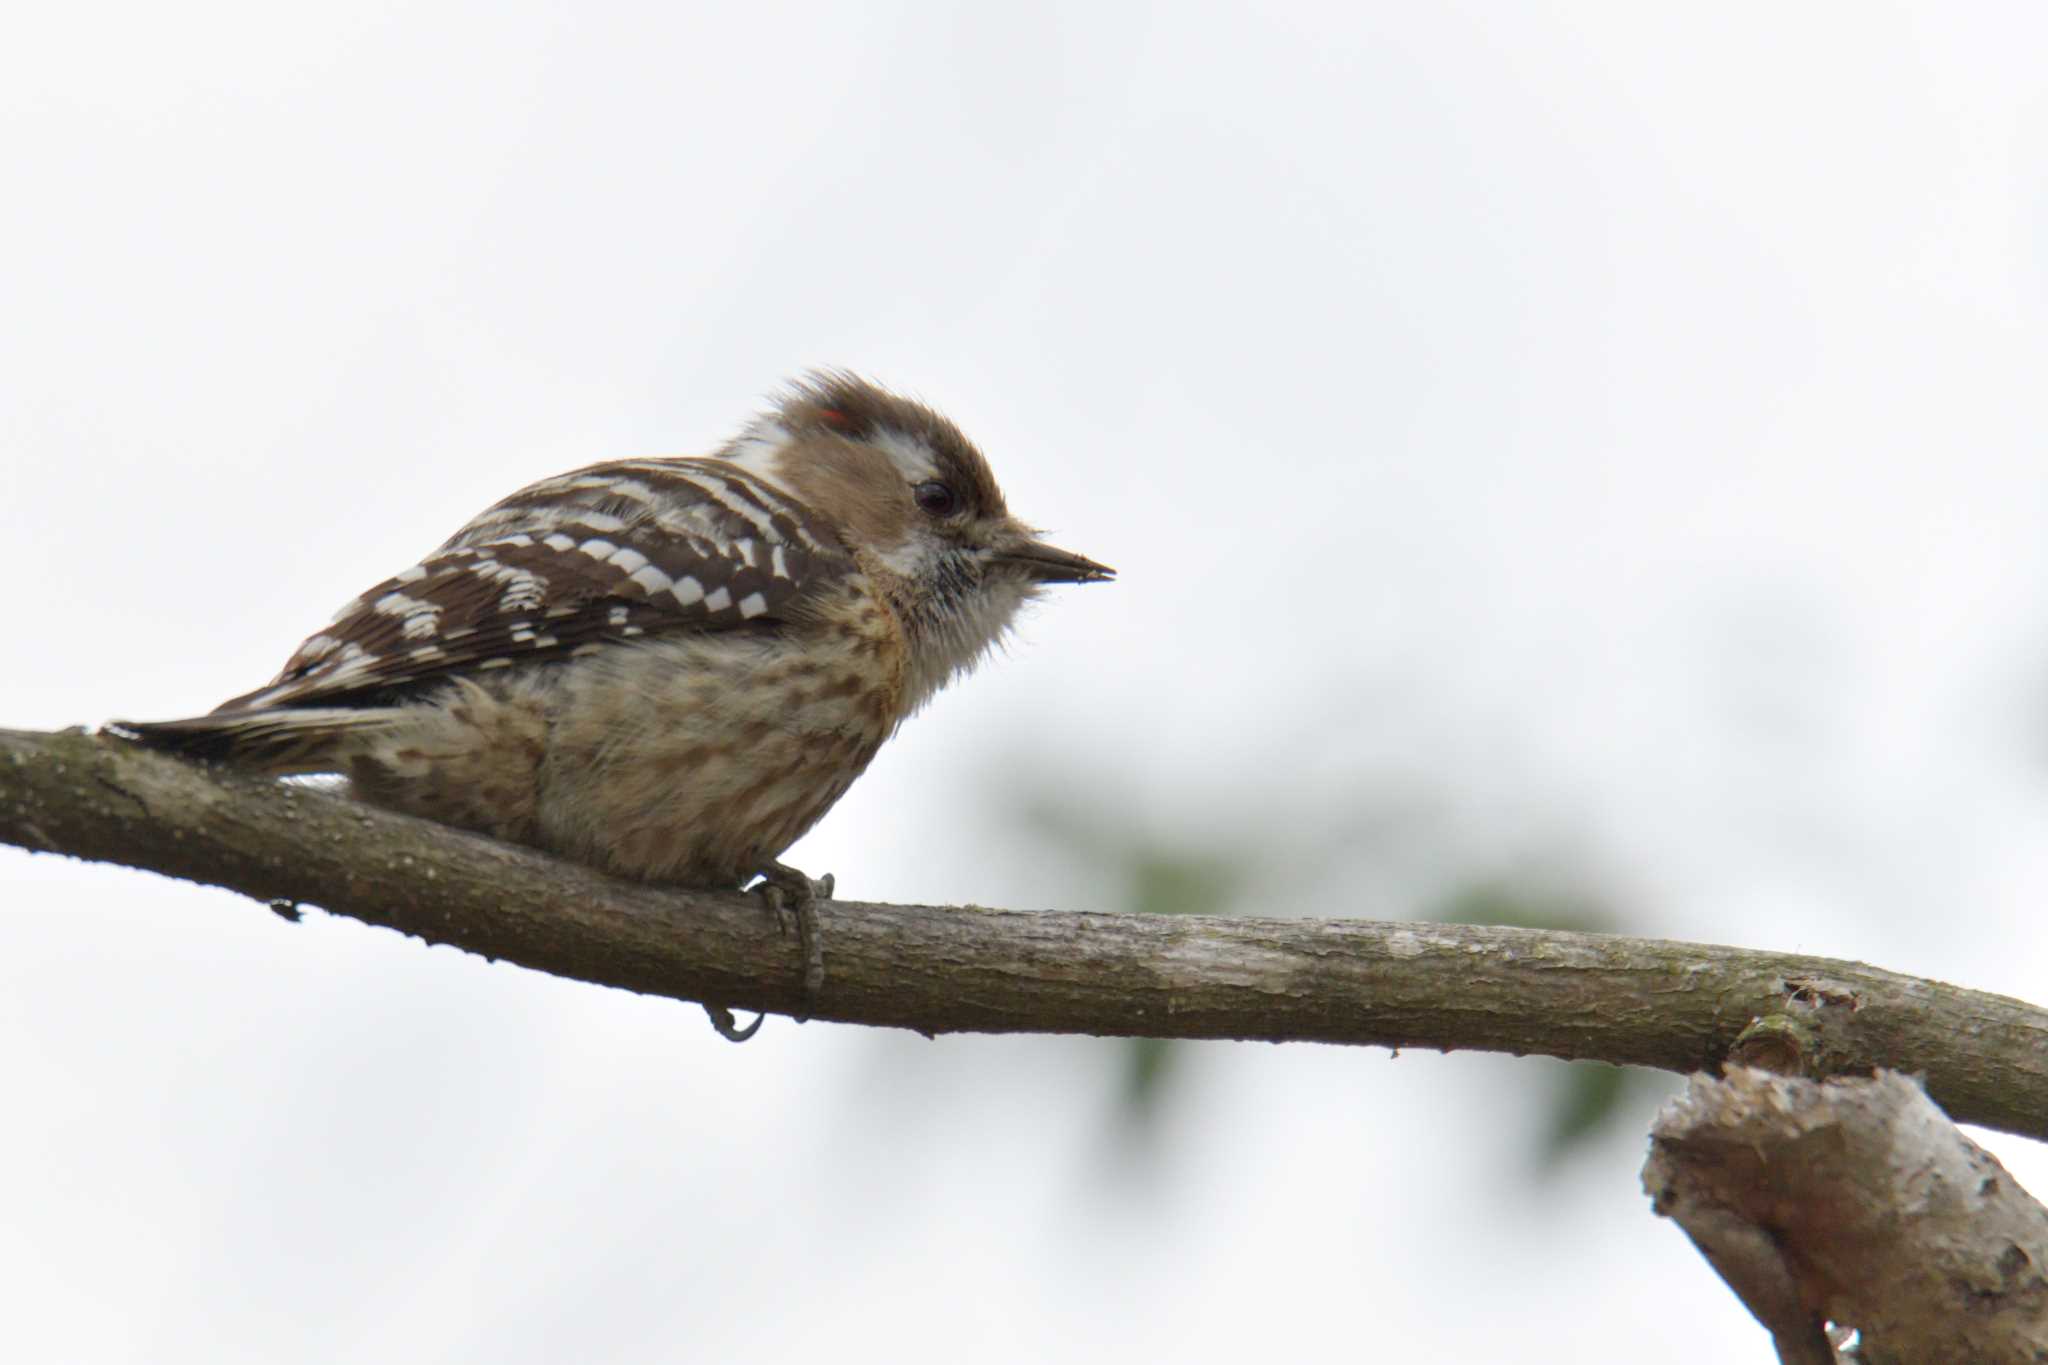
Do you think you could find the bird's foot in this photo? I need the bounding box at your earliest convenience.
[701,1003,765,1043]
[756,860,832,1021]
[697,862,833,1041]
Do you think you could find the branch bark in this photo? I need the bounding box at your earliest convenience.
[8,725,2048,1142]
[1645,1068,2048,1363]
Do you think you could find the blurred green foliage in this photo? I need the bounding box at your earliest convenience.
[1430,877,1665,1168]
[1017,785,1661,1169]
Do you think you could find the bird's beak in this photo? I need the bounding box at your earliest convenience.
[997,536,1115,585]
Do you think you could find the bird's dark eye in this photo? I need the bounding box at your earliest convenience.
[913,481,959,517]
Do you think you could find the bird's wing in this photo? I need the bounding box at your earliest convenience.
[212,457,850,713]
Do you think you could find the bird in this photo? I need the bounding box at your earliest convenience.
[116,372,1113,1037]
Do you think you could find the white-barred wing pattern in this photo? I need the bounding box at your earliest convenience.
[213,457,851,714]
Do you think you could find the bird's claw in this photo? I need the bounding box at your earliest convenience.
[702,1002,766,1043]
[698,863,832,1040]
[757,861,832,1021]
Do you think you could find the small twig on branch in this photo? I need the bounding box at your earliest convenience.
[1645,1067,2048,1364]
[7,725,2048,1141]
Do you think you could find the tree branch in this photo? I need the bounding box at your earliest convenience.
[1645,1068,2048,1363]
[8,725,2048,1142]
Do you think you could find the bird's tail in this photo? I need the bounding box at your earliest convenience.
[111,707,399,777]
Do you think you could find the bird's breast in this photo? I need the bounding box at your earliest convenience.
[533,581,910,885]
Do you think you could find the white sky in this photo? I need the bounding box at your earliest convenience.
[8,3,2048,1359]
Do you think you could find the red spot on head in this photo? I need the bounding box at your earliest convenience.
[818,408,851,428]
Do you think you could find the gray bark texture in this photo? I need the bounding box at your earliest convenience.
[1646,1067,2048,1364]
[17,723,2048,1352]
[8,725,2048,1138]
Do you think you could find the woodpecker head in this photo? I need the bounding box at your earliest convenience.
[718,371,1113,709]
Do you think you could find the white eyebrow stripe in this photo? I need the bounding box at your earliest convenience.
[717,419,791,485]
[870,429,938,483]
